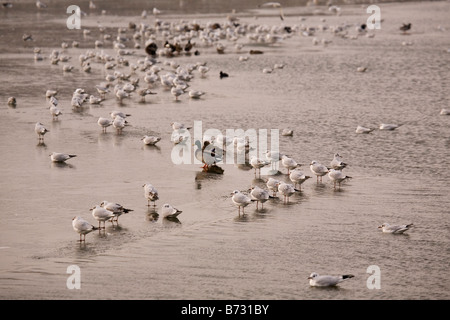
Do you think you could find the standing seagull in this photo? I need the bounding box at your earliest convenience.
[250,156,270,178]
[35,122,49,142]
[231,190,253,215]
[90,205,115,229]
[310,160,329,183]
[328,169,351,190]
[72,216,98,242]
[289,169,311,190]
[308,272,355,287]
[97,117,113,133]
[250,186,270,210]
[143,183,159,207]
[330,153,347,170]
[100,200,133,225]
[277,181,298,204]
[281,155,301,175]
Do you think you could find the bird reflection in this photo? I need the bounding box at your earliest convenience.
[162,216,181,227]
[51,162,75,169]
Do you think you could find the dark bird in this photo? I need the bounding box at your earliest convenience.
[400,23,411,33]
[145,41,158,56]
[219,71,229,79]
[184,40,193,52]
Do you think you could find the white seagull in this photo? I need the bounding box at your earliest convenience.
[143,183,159,206]
[355,125,375,134]
[188,90,206,99]
[258,2,284,21]
[310,160,329,183]
[35,122,49,142]
[266,178,281,197]
[113,115,127,134]
[49,105,62,120]
[278,181,298,204]
[100,200,133,224]
[90,205,115,229]
[50,152,76,163]
[250,186,270,210]
[330,153,347,170]
[97,117,113,133]
[308,272,355,287]
[379,123,402,131]
[378,223,414,234]
[328,169,351,190]
[281,155,301,174]
[289,169,311,190]
[141,135,161,146]
[440,108,450,115]
[72,216,98,242]
[161,203,182,219]
[250,156,270,177]
[231,190,253,215]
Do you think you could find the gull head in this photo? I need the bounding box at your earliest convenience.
[308,272,319,280]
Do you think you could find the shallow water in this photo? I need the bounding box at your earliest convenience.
[0,1,449,300]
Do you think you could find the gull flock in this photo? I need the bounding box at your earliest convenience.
[6,1,424,288]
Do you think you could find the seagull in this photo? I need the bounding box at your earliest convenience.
[89,95,102,105]
[100,200,133,224]
[137,88,157,102]
[97,117,113,133]
[161,203,182,219]
[266,178,281,197]
[250,156,270,178]
[141,135,161,146]
[328,169,352,190]
[198,65,209,77]
[310,160,329,183]
[378,223,414,234]
[49,105,62,120]
[143,183,159,207]
[113,115,127,134]
[355,125,375,134]
[50,152,76,163]
[110,111,131,119]
[308,272,355,287]
[35,122,49,142]
[188,90,206,99]
[440,108,450,115]
[171,86,185,100]
[36,0,47,9]
[278,181,298,204]
[72,216,98,242]
[258,2,284,21]
[250,186,270,210]
[379,123,402,131]
[95,85,110,99]
[289,169,311,190]
[90,205,115,229]
[171,122,191,131]
[281,155,301,175]
[231,190,253,215]
[281,129,293,136]
[330,153,347,170]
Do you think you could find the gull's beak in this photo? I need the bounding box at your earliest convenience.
[377,225,382,228]
[307,276,313,279]
[72,217,76,220]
